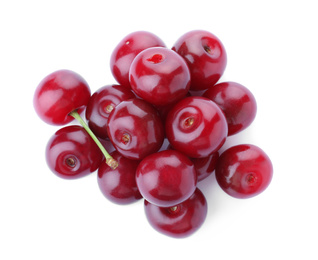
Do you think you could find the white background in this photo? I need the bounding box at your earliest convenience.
[1,0,317,259]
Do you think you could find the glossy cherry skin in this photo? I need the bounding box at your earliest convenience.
[46,125,104,179]
[110,31,166,88]
[215,144,273,199]
[97,151,142,205]
[33,69,91,125]
[106,98,164,160]
[191,152,219,182]
[172,30,227,91]
[85,84,135,140]
[165,96,228,158]
[144,188,207,238]
[129,47,190,106]
[136,150,197,207]
[203,81,257,136]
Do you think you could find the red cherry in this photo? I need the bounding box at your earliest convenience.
[106,98,164,160]
[136,150,197,207]
[172,30,227,91]
[46,125,104,179]
[129,47,191,106]
[85,84,135,140]
[97,151,142,205]
[33,69,91,125]
[215,144,273,199]
[110,31,166,88]
[203,81,257,136]
[191,152,219,182]
[165,96,228,158]
[144,188,207,238]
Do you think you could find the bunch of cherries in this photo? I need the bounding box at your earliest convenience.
[33,30,273,238]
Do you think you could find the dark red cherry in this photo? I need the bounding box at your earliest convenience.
[203,81,257,136]
[97,151,142,205]
[215,144,273,199]
[46,125,104,179]
[191,152,219,182]
[144,188,207,238]
[165,96,228,158]
[33,69,91,125]
[85,84,135,140]
[106,98,164,160]
[129,47,190,106]
[172,30,227,91]
[110,31,166,88]
[136,150,197,207]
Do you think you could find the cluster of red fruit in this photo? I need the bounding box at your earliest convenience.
[33,30,273,238]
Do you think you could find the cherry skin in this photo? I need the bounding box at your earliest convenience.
[144,188,207,238]
[215,144,273,199]
[110,31,166,88]
[46,125,104,179]
[203,81,257,136]
[165,96,228,158]
[136,149,197,207]
[85,84,136,140]
[97,151,142,205]
[191,152,219,182]
[172,30,227,91]
[129,47,191,106]
[33,69,91,125]
[106,98,164,160]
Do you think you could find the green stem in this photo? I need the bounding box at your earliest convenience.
[69,110,118,169]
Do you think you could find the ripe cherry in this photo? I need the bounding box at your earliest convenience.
[172,30,227,91]
[97,151,142,205]
[136,149,197,207]
[46,125,104,179]
[33,69,91,125]
[215,144,273,199]
[129,47,190,106]
[203,81,257,136]
[144,188,207,238]
[165,96,228,158]
[106,98,164,160]
[191,152,219,182]
[110,31,166,88]
[85,84,135,140]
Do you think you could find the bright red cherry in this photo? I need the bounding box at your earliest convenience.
[129,47,191,106]
[33,69,91,125]
[165,96,228,158]
[203,81,257,136]
[191,152,219,182]
[97,151,142,205]
[106,98,164,160]
[172,30,227,91]
[144,188,207,238]
[110,31,166,88]
[46,125,104,179]
[215,144,273,199]
[85,84,135,140]
[136,150,197,207]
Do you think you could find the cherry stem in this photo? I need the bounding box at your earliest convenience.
[69,110,118,169]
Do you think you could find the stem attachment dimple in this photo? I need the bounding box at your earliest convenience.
[69,110,118,169]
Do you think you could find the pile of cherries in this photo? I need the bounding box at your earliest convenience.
[33,30,273,238]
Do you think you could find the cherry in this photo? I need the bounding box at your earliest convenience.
[203,81,257,136]
[191,152,219,182]
[33,69,91,125]
[97,151,142,205]
[85,84,136,140]
[46,125,104,179]
[110,31,166,88]
[136,149,197,207]
[144,188,207,238]
[165,96,228,158]
[172,30,227,91]
[106,98,164,160]
[129,47,191,106]
[215,144,273,199]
